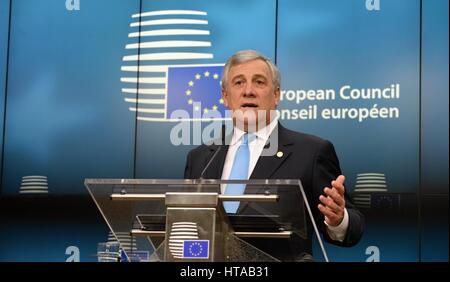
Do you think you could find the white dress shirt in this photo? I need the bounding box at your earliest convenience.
[221,117,279,188]
[220,117,348,242]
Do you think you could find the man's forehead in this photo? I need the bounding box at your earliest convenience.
[229,59,271,78]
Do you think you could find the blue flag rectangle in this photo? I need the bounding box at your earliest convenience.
[183,240,209,259]
[166,65,225,118]
[371,193,400,209]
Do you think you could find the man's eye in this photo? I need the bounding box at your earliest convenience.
[256,80,265,85]
[234,80,243,85]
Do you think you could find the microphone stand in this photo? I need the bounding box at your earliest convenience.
[197,146,222,192]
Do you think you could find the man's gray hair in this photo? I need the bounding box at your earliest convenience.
[221,50,281,90]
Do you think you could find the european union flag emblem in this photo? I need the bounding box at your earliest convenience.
[166,65,225,118]
[371,194,400,209]
[183,240,209,259]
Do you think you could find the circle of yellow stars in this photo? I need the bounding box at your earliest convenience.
[188,242,204,257]
[186,70,224,113]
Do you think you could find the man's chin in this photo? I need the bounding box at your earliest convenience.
[233,110,270,131]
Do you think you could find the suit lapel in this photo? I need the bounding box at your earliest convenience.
[202,126,232,179]
[202,144,229,179]
[250,124,294,179]
[238,125,294,213]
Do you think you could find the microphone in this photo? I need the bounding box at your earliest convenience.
[297,252,315,262]
[199,145,222,179]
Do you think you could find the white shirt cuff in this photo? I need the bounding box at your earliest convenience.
[325,208,349,242]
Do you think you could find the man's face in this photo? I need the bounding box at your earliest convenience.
[222,59,280,130]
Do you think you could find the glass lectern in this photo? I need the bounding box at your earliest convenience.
[84,179,329,262]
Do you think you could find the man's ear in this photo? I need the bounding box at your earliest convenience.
[274,87,281,106]
[221,88,229,107]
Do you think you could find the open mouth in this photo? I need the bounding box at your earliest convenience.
[240,103,259,109]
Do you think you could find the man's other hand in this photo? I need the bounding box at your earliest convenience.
[318,175,346,227]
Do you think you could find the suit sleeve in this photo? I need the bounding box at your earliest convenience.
[312,140,365,247]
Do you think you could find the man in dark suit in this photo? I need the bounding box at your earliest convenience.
[184,50,364,261]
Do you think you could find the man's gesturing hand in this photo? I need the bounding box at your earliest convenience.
[318,175,346,227]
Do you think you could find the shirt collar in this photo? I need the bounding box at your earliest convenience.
[230,116,279,146]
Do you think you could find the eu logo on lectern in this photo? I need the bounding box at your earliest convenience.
[183,240,209,259]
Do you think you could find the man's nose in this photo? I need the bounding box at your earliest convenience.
[243,82,256,97]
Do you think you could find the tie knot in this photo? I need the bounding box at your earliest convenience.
[241,133,255,145]
[242,134,249,145]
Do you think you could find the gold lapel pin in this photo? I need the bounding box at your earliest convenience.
[276,151,284,158]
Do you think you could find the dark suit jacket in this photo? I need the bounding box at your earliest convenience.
[184,123,364,261]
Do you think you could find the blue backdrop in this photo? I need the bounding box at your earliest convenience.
[0,0,448,262]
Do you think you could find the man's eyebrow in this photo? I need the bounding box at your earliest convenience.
[231,74,245,81]
[231,73,268,81]
[252,74,268,79]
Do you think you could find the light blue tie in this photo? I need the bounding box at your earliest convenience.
[223,134,250,213]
